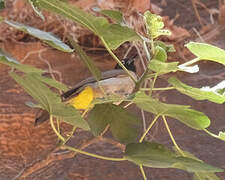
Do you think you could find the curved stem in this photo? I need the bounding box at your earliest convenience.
[62,126,77,145]
[141,87,176,91]
[139,114,160,142]
[203,129,221,140]
[139,165,147,180]
[162,116,185,156]
[63,145,126,161]
[179,57,199,67]
[100,37,137,83]
[50,115,65,142]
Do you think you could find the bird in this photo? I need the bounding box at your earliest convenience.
[35,55,138,126]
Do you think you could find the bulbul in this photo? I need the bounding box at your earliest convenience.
[35,55,137,125]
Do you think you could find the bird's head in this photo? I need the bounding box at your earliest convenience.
[114,54,137,73]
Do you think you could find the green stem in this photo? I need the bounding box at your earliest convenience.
[63,145,126,161]
[162,116,185,156]
[50,115,65,142]
[141,87,175,91]
[139,114,160,142]
[134,68,150,92]
[139,165,147,180]
[150,39,155,55]
[100,37,137,83]
[56,118,60,133]
[63,126,77,145]
[203,129,221,140]
[149,73,158,96]
[179,57,199,67]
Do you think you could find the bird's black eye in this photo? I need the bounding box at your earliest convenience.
[121,60,125,64]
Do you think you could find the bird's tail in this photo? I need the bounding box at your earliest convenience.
[35,110,49,126]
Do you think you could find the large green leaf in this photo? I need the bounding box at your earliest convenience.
[109,104,141,144]
[87,104,112,136]
[5,20,73,52]
[36,0,141,50]
[88,104,141,144]
[98,24,141,50]
[69,39,101,81]
[10,72,89,130]
[99,9,123,24]
[124,142,223,172]
[168,77,225,104]
[133,92,210,130]
[148,59,179,75]
[185,42,225,65]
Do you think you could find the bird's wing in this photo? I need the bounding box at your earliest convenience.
[61,69,128,100]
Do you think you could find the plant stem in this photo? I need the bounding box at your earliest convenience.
[141,87,175,91]
[149,73,158,96]
[100,37,137,83]
[63,126,77,145]
[139,165,147,180]
[139,114,160,142]
[150,39,155,55]
[203,129,221,140]
[179,57,199,67]
[162,116,185,156]
[63,145,126,161]
[50,115,65,142]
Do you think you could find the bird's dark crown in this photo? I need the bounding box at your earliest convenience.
[114,54,137,73]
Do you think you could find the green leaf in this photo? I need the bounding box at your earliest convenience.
[28,0,45,20]
[69,39,101,81]
[172,157,223,173]
[50,103,89,130]
[88,104,141,144]
[99,9,123,24]
[194,172,220,180]
[109,104,141,144]
[185,42,225,65]
[0,0,5,10]
[124,142,223,172]
[133,92,210,130]
[10,72,89,130]
[144,11,171,39]
[218,131,225,141]
[153,46,167,62]
[87,104,112,136]
[99,24,141,50]
[33,74,69,91]
[148,59,179,74]
[172,149,221,180]
[5,20,73,52]
[154,40,176,52]
[168,77,225,104]
[36,0,141,50]
[124,142,176,168]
